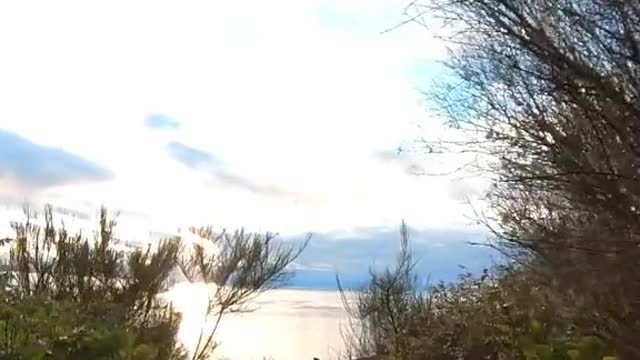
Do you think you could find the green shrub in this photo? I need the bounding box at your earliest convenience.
[0,205,306,360]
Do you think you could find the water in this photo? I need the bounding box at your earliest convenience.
[168,283,349,360]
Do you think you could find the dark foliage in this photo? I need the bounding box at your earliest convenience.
[344,1,639,358]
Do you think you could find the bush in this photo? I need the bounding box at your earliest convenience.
[0,205,185,359]
[0,205,306,360]
[341,224,617,360]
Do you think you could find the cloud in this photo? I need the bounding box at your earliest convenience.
[166,141,218,170]
[144,113,180,131]
[166,141,305,199]
[283,225,497,289]
[372,148,425,176]
[0,129,114,189]
[0,1,466,233]
[213,172,302,199]
[448,178,484,203]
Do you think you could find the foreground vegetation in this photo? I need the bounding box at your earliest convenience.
[0,206,306,359]
[340,0,639,359]
[341,225,617,360]
[1,0,638,359]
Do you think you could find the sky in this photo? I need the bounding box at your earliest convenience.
[0,0,492,286]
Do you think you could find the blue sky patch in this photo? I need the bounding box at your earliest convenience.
[404,58,452,91]
[314,5,363,33]
[145,113,180,130]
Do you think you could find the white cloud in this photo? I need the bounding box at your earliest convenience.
[0,0,483,235]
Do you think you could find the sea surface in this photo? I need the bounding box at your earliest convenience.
[168,284,349,360]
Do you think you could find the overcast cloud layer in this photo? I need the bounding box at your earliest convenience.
[0,1,490,283]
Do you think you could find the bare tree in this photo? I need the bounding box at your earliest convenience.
[178,227,309,360]
[411,0,640,357]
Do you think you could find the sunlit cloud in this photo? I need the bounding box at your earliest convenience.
[0,0,481,235]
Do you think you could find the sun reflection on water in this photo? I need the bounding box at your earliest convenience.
[166,283,348,360]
